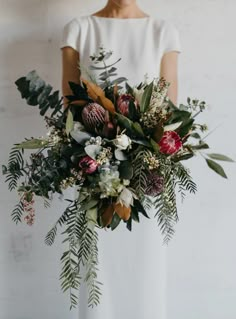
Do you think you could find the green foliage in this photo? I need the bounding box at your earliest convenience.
[4,147,24,191]
[131,148,149,199]
[154,169,178,244]
[15,70,63,117]
[140,81,153,113]
[154,161,197,243]
[205,159,227,178]
[206,153,234,162]
[58,199,102,309]
[11,200,24,224]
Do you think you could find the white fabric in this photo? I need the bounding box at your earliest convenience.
[60,15,181,319]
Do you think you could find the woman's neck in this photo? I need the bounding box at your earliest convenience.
[92,1,149,19]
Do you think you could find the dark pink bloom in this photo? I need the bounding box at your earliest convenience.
[145,172,164,196]
[78,156,98,174]
[117,94,138,117]
[81,103,106,132]
[159,131,182,155]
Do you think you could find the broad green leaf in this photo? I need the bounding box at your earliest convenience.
[118,161,133,179]
[115,112,134,132]
[131,207,140,222]
[140,81,153,113]
[15,139,49,149]
[191,142,209,150]
[110,213,121,230]
[80,199,99,211]
[206,153,234,162]
[206,159,227,178]
[86,207,98,224]
[132,122,145,136]
[66,109,73,136]
[132,138,151,147]
[150,138,160,153]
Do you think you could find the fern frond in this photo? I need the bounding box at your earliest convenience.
[11,201,24,224]
[6,147,24,191]
[84,229,103,308]
[154,168,178,244]
[45,200,74,246]
[132,149,150,198]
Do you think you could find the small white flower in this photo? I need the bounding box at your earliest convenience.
[113,134,132,150]
[133,87,145,105]
[73,121,85,131]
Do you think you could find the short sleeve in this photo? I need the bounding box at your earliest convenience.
[162,21,181,54]
[60,18,80,51]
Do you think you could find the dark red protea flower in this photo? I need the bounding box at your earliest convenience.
[145,172,164,196]
[78,156,98,174]
[158,131,182,155]
[117,94,138,117]
[81,102,106,132]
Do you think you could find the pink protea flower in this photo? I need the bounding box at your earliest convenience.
[158,131,182,155]
[145,172,164,196]
[81,102,106,132]
[117,94,138,117]
[78,156,98,174]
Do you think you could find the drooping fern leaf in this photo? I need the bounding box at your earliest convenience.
[11,200,24,224]
[44,200,72,246]
[154,160,178,244]
[59,199,102,309]
[132,148,150,199]
[84,229,103,308]
[5,146,24,191]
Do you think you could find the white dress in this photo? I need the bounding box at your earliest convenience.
[60,15,181,319]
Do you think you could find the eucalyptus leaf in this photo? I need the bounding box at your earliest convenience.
[206,159,227,178]
[191,132,201,139]
[206,153,234,162]
[140,81,153,113]
[70,130,92,144]
[66,110,74,136]
[84,144,102,160]
[111,77,128,85]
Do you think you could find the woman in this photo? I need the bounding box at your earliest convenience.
[60,1,181,318]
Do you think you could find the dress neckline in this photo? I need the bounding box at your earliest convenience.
[90,15,151,22]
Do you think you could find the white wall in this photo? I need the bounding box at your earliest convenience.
[0,1,236,318]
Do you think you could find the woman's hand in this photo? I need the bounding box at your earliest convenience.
[160,51,179,106]
[61,47,81,109]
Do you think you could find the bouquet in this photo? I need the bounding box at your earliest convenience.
[2,48,233,309]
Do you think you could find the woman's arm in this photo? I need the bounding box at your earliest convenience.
[160,51,179,106]
[61,47,81,109]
